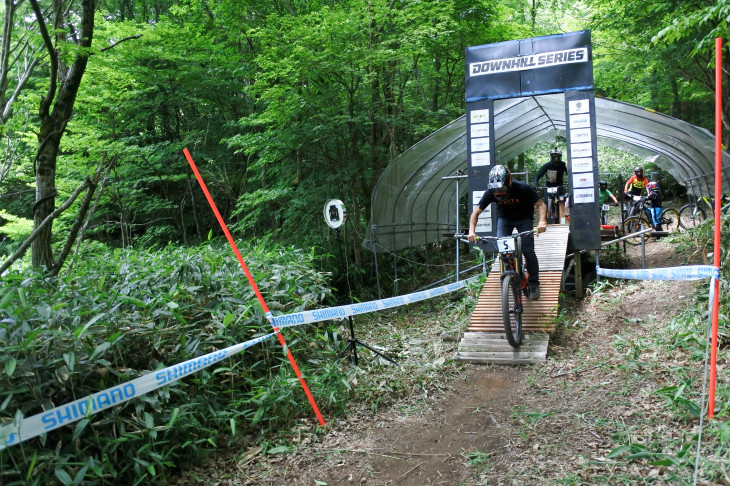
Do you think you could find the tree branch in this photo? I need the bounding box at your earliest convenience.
[99,34,142,52]
[29,0,57,118]
[0,178,91,274]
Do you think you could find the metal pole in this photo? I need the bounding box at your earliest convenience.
[442,172,468,282]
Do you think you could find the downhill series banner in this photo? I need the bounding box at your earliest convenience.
[465,30,600,249]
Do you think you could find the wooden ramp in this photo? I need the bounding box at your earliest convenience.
[456,225,571,364]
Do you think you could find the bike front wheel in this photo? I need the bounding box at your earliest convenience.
[622,216,651,245]
[678,204,706,230]
[660,208,680,233]
[501,273,523,347]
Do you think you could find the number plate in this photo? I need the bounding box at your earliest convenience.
[602,204,610,211]
[633,195,642,201]
[547,187,558,194]
[496,237,515,254]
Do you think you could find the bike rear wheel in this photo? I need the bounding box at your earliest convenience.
[678,204,706,230]
[501,273,523,347]
[622,216,650,245]
[660,208,680,233]
[546,198,557,224]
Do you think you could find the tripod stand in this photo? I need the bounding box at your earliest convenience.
[333,228,397,365]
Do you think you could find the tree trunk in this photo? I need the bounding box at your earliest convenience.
[29,0,95,270]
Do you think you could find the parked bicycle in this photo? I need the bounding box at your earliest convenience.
[678,194,729,230]
[621,196,679,245]
[473,230,535,347]
[536,186,563,224]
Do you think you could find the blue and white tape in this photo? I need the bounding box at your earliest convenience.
[596,265,719,281]
[1,275,482,449]
[272,275,482,329]
[0,331,279,450]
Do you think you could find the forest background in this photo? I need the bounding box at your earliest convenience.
[1,0,728,277]
[0,0,729,485]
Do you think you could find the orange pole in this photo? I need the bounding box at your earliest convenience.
[183,148,325,426]
[708,38,723,418]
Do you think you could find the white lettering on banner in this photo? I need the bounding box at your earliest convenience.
[471,152,490,167]
[572,172,594,189]
[407,291,429,302]
[469,48,588,77]
[470,125,490,138]
[571,157,592,173]
[570,142,592,158]
[382,296,406,308]
[470,109,490,123]
[570,128,591,144]
[312,307,347,321]
[568,99,590,114]
[573,188,595,203]
[350,302,379,315]
[1,332,279,450]
[569,113,590,128]
[471,138,490,152]
[274,313,306,327]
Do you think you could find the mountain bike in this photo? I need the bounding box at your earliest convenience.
[474,230,535,347]
[536,186,563,224]
[600,202,618,225]
[621,197,679,245]
[676,195,730,229]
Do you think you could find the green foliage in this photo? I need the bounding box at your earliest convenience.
[0,241,349,485]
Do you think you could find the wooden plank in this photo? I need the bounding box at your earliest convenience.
[457,225,569,364]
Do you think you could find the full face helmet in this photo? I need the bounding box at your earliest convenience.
[599,180,608,190]
[550,148,562,162]
[647,181,659,192]
[634,166,644,177]
[488,165,512,201]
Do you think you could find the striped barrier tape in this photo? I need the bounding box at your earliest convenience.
[596,265,719,281]
[0,331,280,450]
[271,275,483,329]
[1,275,483,449]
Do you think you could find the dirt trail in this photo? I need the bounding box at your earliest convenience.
[173,237,704,485]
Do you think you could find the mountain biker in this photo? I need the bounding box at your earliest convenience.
[624,166,649,197]
[598,180,618,206]
[623,166,650,216]
[468,165,547,300]
[645,181,663,230]
[533,148,569,221]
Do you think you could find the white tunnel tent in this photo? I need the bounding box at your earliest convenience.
[365,93,730,253]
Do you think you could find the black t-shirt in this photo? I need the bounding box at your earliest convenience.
[478,180,540,220]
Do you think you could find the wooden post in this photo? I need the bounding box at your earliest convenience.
[574,251,583,298]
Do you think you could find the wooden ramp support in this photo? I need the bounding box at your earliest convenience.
[457,225,571,364]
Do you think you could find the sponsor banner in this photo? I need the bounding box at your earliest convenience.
[570,127,591,144]
[468,47,588,77]
[596,265,719,281]
[571,157,593,173]
[476,206,492,233]
[470,125,490,138]
[569,113,591,128]
[572,172,594,189]
[570,142,593,159]
[465,31,593,101]
[1,331,280,450]
[273,275,482,329]
[471,138,490,152]
[471,152,490,167]
[568,99,590,114]
[573,188,595,204]
[470,109,490,123]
